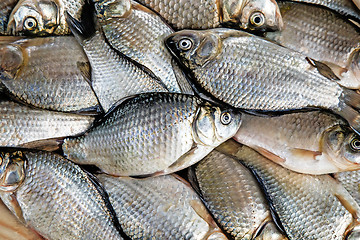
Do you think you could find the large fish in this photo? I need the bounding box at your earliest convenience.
[0,0,19,35]
[218,140,360,240]
[0,148,126,240]
[97,174,228,239]
[189,150,287,240]
[165,28,360,133]
[7,0,84,35]
[0,36,100,113]
[62,93,242,176]
[265,2,360,89]
[134,0,283,31]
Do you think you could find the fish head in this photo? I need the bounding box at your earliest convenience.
[193,103,242,147]
[7,0,60,36]
[94,0,132,19]
[0,150,26,192]
[0,43,24,81]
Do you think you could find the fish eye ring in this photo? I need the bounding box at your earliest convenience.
[220,112,232,125]
[250,12,265,27]
[23,17,38,31]
[350,138,360,151]
[178,38,193,51]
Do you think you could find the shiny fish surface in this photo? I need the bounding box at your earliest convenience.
[265,2,360,89]
[93,0,192,94]
[0,36,100,113]
[335,170,360,206]
[191,150,287,240]
[63,93,242,176]
[0,100,94,147]
[97,174,228,239]
[165,28,360,133]
[7,0,84,35]
[0,149,124,240]
[0,0,18,35]
[218,140,360,240]
[135,0,283,31]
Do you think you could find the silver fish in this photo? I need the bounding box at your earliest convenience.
[0,0,19,35]
[335,170,360,206]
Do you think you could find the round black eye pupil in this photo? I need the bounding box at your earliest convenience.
[27,22,33,27]
[355,140,360,147]
[254,16,261,24]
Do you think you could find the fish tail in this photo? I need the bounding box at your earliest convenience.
[19,138,64,152]
[336,89,360,134]
[348,47,360,80]
[62,137,88,164]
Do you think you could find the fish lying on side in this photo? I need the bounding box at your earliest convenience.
[61,93,242,176]
[335,170,360,206]
[0,148,126,240]
[97,174,228,239]
[218,140,360,240]
[189,150,288,239]
[165,28,360,133]
[0,0,19,35]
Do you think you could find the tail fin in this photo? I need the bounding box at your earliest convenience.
[335,89,360,134]
[19,138,64,152]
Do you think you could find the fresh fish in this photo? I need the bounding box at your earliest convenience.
[0,149,125,240]
[0,100,94,147]
[189,150,287,240]
[134,0,283,31]
[62,93,242,176]
[0,36,100,113]
[0,0,19,35]
[265,2,360,89]
[335,170,360,206]
[354,0,360,10]
[92,0,193,94]
[218,140,360,240]
[97,174,228,239]
[165,28,360,133]
[7,0,84,35]
[66,9,168,112]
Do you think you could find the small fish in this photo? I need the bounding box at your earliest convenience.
[0,36,100,113]
[134,0,283,31]
[7,0,85,35]
[190,150,287,239]
[97,174,228,239]
[0,0,19,35]
[62,93,242,176]
[165,28,360,133]
[218,140,360,240]
[0,149,125,240]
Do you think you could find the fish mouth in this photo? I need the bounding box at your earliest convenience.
[164,35,179,58]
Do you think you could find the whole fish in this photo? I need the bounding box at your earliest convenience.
[97,174,228,239]
[165,28,360,133]
[218,140,360,240]
[92,0,193,94]
[0,36,100,113]
[134,0,283,31]
[234,111,360,174]
[67,10,168,112]
[62,93,242,176]
[0,148,125,240]
[0,100,94,147]
[0,0,19,35]
[265,2,360,89]
[335,171,360,206]
[7,0,84,35]
[190,150,287,240]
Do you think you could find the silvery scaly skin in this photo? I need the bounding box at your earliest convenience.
[97,174,228,240]
[265,2,360,89]
[335,170,360,206]
[234,111,360,174]
[218,140,360,240]
[0,0,19,35]
[63,93,242,176]
[165,28,360,134]
[0,149,125,240]
[92,0,193,94]
[7,0,84,35]
[134,0,283,31]
[0,100,94,147]
[190,150,287,240]
[0,36,100,113]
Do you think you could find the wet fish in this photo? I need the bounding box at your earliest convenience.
[67,9,168,112]
[0,0,19,35]
[92,0,193,94]
[0,36,100,113]
[218,140,360,240]
[335,170,360,206]
[97,174,228,239]
[189,150,287,240]
[0,149,125,240]
[165,28,360,133]
[62,93,242,176]
[7,0,84,35]
[265,2,360,89]
[134,0,283,31]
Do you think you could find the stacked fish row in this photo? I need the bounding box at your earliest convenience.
[1,0,360,239]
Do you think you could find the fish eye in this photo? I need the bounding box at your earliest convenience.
[350,138,360,151]
[220,112,232,125]
[23,17,38,31]
[250,12,265,27]
[178,38,193,51]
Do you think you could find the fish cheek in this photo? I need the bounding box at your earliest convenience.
[0,151,26,192]
[96,0,132,19]
[193,35,221,67]
[221,0,243,24]
[0,45,24,81]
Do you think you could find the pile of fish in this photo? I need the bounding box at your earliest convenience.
[1,0,360,239]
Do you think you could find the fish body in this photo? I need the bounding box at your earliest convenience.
[0,36,100,113]
[62,93,242,176]
[97,174,228,239]
[0,149,124,240]
[335,170,360,206]
[0,0,19,35]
